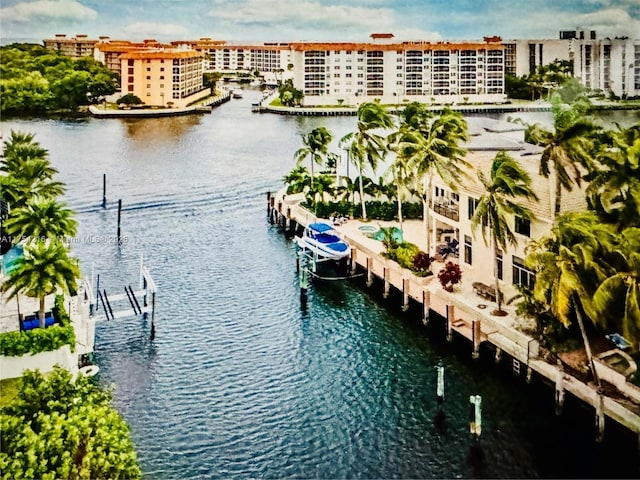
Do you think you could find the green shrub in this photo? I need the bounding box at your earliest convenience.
[0,296,75,357]
[388,242,421,270]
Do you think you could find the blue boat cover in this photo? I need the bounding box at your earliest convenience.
[308,223,334,233]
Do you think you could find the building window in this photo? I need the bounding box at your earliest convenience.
[468,197,479,219]
[128,59,134,66]
[513,256,535,288]
[497,250,503,280]
[515,217,531,237]
[464,235,472,265]
[146,67,150,72]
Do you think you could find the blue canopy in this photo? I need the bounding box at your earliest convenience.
[308,222,334,233]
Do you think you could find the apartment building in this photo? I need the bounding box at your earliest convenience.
[94,38,171,79]
[43,34,99,58]
[573,35,640,98]
[288,36,507,106]
[119,49,209,108]
[502,38,574,76]
[173,38,292,77]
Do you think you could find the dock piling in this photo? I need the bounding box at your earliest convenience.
[383,267,390,299]
[102,173,107,208]
[402,278,410,312]
[472,319,481,359]
[446,305,454,342]
[555,359,565,415]
[436,364,445,405]
[469,395,482,439]
[117,199,122,243]
[366,257,373,287]
[422,290,430,326]
[596,393,605,443]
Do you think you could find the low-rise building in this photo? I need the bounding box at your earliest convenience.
[43,33,100,58]
[119,49,209,108]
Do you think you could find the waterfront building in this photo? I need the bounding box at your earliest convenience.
[93,38,172,79]
[172,38,293,82]
[43,33,100,58]
[119,49,210,108]
[288,34,507,107]
[426,118,587,301]
[502,37,574,76]
[573,35,640,98]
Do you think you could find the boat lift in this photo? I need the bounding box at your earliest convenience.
[85,254,158,338]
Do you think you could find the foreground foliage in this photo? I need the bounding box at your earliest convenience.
[0,367,142,479]
[0,43,118,114]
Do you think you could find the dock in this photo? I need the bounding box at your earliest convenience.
[267,190,640,448]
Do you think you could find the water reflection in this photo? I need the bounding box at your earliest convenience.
[122,115,203,142]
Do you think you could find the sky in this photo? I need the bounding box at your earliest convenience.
[1,0,639,43]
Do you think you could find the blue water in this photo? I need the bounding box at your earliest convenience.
[2,97,639,478]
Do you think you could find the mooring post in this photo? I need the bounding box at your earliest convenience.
[595,393,605,443]
[143,276,148,307]
[436,364,445,405]
[266,191,271,214]
[366,257,373,287]
[469,395,482,439]
[446,304,454,342]
[102,173,107,208]
[472,319,481,360]
[350,249,357,275]
[150,291,156,340]
[422,290,430,326]
[402,278,410,312]
[383,267,390,299]
[555,359,565,416]
[494,347,502,364]
[117,199,122,243]
[299,256,309,302]
[95,274,100,311]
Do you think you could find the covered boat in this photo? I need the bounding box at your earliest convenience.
[296,222,351,260]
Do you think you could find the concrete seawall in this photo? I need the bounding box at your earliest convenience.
[268,190,640,447]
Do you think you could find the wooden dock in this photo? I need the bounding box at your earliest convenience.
[267,190,640,448]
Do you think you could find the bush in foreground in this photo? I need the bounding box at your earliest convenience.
[0,366,141,480]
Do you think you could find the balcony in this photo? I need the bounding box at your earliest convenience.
[432,199,459,222]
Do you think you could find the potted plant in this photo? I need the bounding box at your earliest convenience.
[438,261,462,292]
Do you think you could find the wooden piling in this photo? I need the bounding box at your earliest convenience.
[596,393,605,443]
[102,173,107,208]
[383,267,390,299]
[422,290,430,326]
[402,278,409,312]
[436,364,445,405]
[494,347,502,364]
[117,199,122,243]
[446,304,454,342]
[555,359,565,416]
[472,319,481,360]
[366,257,373,287]
[350,249,357,275]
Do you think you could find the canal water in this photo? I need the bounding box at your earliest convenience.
[2,96,639,478]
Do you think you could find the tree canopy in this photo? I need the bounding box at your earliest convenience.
[0,367,142,479]
[0,43,119,114]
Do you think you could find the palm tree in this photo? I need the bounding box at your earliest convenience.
[471,151,538,314]
[340,101,394,220]
[388,129,418,233]
[1,158,66,209]
[306,173,335,209]
[294,127,333,199]
[1,131,48,171]
[396,104,469,253]
[526,93,598,216]
[1,240,80,328]
[592,227,640,346]
[526,212,615,386]
[586,124,640,229]
[283,165,310,195]
[3,197,77,244]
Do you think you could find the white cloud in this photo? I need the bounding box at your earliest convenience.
[1,0,97,23]
[210,0,395,32]
[123,22,190,38]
